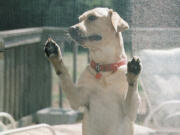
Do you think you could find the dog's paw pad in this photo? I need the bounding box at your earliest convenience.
[127,56,142,75]
[44,38,60,58]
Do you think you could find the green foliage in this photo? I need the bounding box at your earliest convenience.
[0,0,131,30]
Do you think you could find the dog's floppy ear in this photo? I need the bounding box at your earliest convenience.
[110,10,129,32]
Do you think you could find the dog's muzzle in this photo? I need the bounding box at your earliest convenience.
[68,27,81,40]
[68,27,102,42]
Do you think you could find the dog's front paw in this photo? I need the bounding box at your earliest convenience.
[128,56,142,75]
[44,38,62,59]
[127,56,142,85]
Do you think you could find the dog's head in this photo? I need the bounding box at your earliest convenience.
[68,7,129,48]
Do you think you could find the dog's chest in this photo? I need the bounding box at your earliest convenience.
[79,66,129,135]
[88,68,128,116]
[86,68,129,134]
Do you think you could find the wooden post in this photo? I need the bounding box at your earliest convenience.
[87,50,90,63]
[73,41,78,83]
[59,84,63,108]
[0,39,4,112]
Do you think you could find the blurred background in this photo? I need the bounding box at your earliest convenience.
[0,0,180,134]
[0,0,132,30]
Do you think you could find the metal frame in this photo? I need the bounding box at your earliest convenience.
[0,112,16,130]
[0,124,56,135]
[144,100,180,126]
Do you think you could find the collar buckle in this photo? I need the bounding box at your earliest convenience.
[95,64,101,72]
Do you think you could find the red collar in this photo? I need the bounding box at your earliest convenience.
[90,59,127,79]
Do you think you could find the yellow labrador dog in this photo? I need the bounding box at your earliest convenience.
[45,7,141,135]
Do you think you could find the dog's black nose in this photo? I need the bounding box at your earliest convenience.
[68,26,80,39]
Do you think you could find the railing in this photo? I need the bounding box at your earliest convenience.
[0,27,68,121]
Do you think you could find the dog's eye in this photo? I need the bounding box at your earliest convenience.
[88,15,97,21]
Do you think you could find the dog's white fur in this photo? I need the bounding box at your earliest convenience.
[47,7,140,135]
